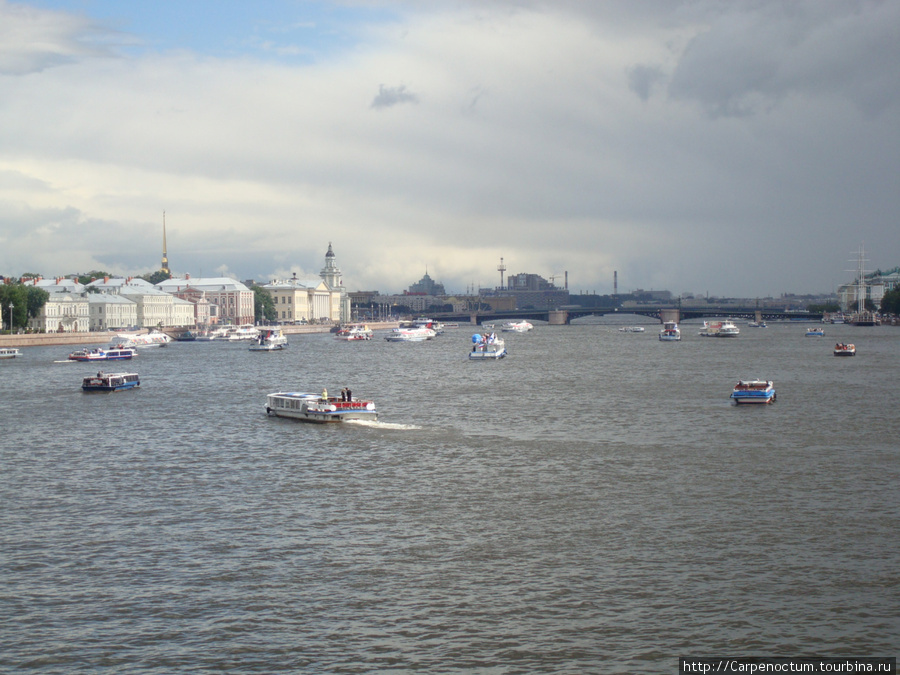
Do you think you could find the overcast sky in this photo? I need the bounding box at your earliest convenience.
[1,0,897,297]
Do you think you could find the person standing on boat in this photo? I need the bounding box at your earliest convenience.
[346,388,352,402]
[321,388,328,401]
[340,388,347,402]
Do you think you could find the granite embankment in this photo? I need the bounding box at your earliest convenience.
[0,323,400,349]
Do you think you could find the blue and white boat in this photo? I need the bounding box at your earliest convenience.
[69,346,137,361]
[469,332,506,359]
[659,321,681,341]
[81,372,140,392]
[730,379,776,404]
[805,327,825,337]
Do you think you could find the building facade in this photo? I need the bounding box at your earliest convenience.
[29,293,89,332]
[87,294,138,331]
[157,276,255,325]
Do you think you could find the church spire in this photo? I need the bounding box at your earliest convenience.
[160,211,170,275]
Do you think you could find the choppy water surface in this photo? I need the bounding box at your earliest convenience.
[2,321,898,673]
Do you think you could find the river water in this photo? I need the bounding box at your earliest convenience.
[1,320,898,673]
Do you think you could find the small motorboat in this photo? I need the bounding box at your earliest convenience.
[833,343,856,357]
[249,328,288,351]
[659,321,681,341]
[334,324,374,341]
[0,347,22,359]
[82,372,140,392]
[501,320,534,332]
[806,327,825,337]
[730,379,776,404]
[266,390,377,423]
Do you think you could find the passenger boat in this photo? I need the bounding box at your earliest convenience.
[699,320,740,337]
[68,346,137,361]
[412,318,444,335]
[384,326,435,342]
[747,320,767,328]
[81,372,140,392]
[469,333,506,359]
[501,320,534,332]
[658,321,681,341]
[334,323,374,341]
[265,390,377,423]
[730,379,776,404]
[805,327,825,337]
[116,331,171,347]
[226,325,260,341]
[833,342,856,357]
[249,328,288,351]
[0,347,22,359]
[618,326,645,333]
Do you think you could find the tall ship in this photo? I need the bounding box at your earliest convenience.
[847,245,879,326]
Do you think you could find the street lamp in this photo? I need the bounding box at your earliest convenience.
[7,303,13,333]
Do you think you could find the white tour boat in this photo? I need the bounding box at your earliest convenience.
[469,332,506,359]
[68,346,137,361]
[806,327,825,337]
[699,320,740,337]
[81,372,140,392]
[618,326,646,333]
[249,328,288,351]
[659,321,681,341]
[384,326,435,342]
[266,390,377,423]
[0,347,22,359]
[226,325,260,341]
[335,323,374,341]
[116,331,172,347]
[501,320,534,333]
[833,342,856,357]
[730,379,776,404]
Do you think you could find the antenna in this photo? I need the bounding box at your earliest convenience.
[497,257,507,290]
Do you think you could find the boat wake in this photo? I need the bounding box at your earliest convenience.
[345,419,421,430]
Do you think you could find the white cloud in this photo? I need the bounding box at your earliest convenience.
[0,0,898,296]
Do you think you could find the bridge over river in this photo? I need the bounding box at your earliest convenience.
[429,306,824,326]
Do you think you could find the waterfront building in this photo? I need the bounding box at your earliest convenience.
[319,243,351,323]
[166,286,213,326]
[262,275,339,324]
[87,293,138,331]
[157,276,254,325]
[28,292,89,332]
[89,277,193,329]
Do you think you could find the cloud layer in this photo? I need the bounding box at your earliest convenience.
[1,0,898,296]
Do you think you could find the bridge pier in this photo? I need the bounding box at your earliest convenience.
[659,308,680,324]
[548,310,568,325]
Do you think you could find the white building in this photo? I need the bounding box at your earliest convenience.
[87,293,138,331]
[88,277,193,329]
[262,276,339,324]
[157,276,254,325]
[29,292,89,332]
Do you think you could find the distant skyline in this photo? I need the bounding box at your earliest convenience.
[1,1,898,297]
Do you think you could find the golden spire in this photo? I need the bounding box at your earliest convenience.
[161,211,170,275]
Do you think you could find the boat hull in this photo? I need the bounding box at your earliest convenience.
[469,349,507,359]
[730,380,775,404]
[730,392,776,404]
